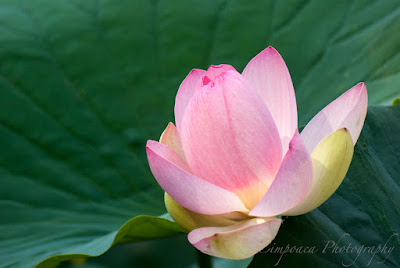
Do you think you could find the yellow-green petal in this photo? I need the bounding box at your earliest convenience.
[165,193,243,232]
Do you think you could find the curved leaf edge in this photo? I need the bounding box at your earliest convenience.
[35,215,184,268]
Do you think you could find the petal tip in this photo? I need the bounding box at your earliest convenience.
[357,82,366,87]
[353,82,367,95]
[161,122,176,137]
[146,139,155,149]
[189,68,205,75]
[287,130,301,151]
[260,46,279,56]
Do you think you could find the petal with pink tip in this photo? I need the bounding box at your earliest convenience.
[242,47,297,156]
[188,217,281,260]
[174,69,206,131]
[180,70,281,209]
[146,140,247,215]
[301,82,368,153]
[159,122,186,160]
[249,131,313,217]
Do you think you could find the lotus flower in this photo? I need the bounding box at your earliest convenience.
[146,47,368,259]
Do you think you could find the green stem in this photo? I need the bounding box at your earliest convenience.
[196,250,212,268]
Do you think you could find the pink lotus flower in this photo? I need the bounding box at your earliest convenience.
[146,47,368,259]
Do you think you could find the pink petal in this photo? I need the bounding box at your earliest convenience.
[249,132,313,217]
[146,140,247,215]
[301,83,368,152]
[175,69,206,131]
[180,70,282,209]
[242,47,297,156]
[188,217,281,260]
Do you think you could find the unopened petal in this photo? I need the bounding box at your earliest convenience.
[283,128,354,216]
[301,83,367,153]
[242,46,297,156]
[146,140,247,215]
[188,217,281,260]
[180,70,281,208]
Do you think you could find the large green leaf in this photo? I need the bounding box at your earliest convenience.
[0,0,399,267]
[250,105,400,267]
